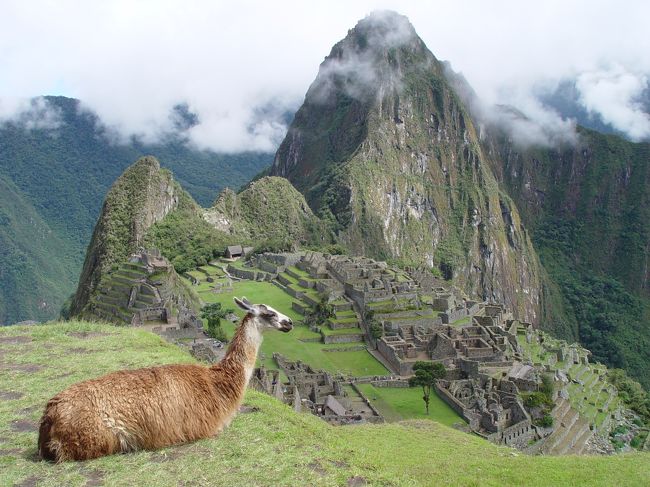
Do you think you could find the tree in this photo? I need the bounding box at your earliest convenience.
[409,361,446,415]
[363,307,383,339]
[303,296,335,328]
[201,303,232,342]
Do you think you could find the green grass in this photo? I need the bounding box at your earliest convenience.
[196,279,385,376]
[2,322,649,486]
[335,309,356,318]
[356,384,463,426]
[331,316,358,324]
[321,327,361,336]
[198,265,223,276]
[451,316,472,327]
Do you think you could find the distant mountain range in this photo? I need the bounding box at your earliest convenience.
[0,96,273,324]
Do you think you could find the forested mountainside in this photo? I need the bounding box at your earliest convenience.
[0,96,272,324]
[485,128,650,388]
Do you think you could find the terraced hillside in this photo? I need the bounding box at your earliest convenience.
[517,330,625,454]
[1,322,649,487]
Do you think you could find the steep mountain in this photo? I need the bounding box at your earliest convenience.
[205,176,323,243]
[70,156,181,316]
[0,176,77,323]
[0,96,272,323]
[270,11,543,323]
[485,128,650,387]
[145,176,324,273]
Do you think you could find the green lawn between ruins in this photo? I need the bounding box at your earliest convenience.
[2,322,649,487]
[355,384,462,427]
[185,273,389,377]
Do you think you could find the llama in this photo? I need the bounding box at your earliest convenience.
[38,297,292,462]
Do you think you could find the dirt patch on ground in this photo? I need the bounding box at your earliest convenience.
[149,443,210,463]
[0,391,24,401]
[67,331,113,339]
[330,460,350,468]
[0,336,32,345]
[239,405,260,414]
[307,460,327,476]
[0,363,44,373]
[10,419,37,432]
[0,447,23,456]
[79,468,105,487]
[15,475,40,487]
[68,347,92,354]
[347,476,368,486]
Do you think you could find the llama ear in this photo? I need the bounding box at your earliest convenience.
[242,297,253,307]
[234,297,251,311]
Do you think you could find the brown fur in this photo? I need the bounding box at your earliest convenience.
[38,314,261,462]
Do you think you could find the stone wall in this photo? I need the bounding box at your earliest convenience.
[435,383,478,429]
[226,265,257,280]
[323,333,364,344]
[488,420,535,449]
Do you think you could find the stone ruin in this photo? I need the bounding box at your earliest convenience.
[249,354,383,425]
[90,249,201,334]
[376,302,517,375]
[436,372,540,448]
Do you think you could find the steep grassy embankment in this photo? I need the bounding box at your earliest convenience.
[1,322,648,486]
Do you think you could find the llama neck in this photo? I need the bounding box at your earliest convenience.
[216,313,262,383]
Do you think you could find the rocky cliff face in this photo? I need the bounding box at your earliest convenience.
[271,12,543,323]
[70,156,179,316]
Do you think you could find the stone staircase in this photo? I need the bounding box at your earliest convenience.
[541,398,593,455]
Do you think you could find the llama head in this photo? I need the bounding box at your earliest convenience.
[234,297,293,333]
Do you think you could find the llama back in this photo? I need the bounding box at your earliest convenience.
[38,363,239,460]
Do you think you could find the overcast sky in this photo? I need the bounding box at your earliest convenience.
[1,0,649,150]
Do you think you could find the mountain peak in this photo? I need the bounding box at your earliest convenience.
[349,10,418,49]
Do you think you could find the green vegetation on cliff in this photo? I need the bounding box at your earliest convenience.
[144,190,230,273]
[0,176,77,323]
[492,128,650,388]
[1,321,649,486]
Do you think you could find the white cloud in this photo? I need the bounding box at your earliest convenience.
[576,66,650,140]
[0,97,62,130]
[0,0,648,150]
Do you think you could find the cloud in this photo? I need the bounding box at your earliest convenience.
[0,1,648,150]
[0,97,62,131]
[576,66,650,140]
[307,11,416,104]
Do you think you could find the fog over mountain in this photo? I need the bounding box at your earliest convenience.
[1,0,649,150]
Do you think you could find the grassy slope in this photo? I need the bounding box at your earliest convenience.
[1,322,649,487]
